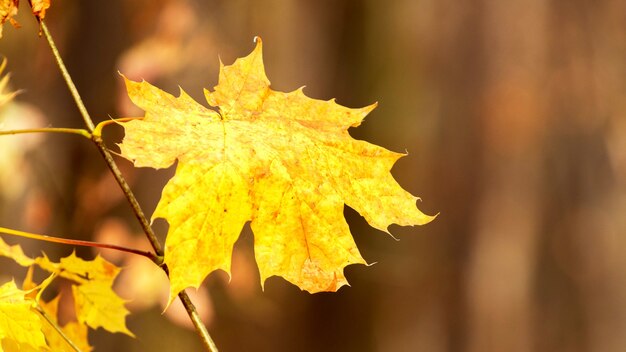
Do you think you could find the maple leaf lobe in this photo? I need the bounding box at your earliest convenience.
[119,37,435,303]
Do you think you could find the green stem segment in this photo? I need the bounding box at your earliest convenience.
[40,21,218,351]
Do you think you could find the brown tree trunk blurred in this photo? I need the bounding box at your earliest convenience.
[466,0,546,351]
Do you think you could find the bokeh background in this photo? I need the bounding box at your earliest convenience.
[1,0,625,351]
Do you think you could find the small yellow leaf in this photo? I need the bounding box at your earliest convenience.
[72,281,134,337]
[35,252,134,337]
[0,280,47,351]
[120,38,435,303]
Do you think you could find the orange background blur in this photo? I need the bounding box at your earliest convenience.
[1,1,625,351]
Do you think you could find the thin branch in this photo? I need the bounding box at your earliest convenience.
[39,20,218,351]
[0,127,91,139]
[0,227,159,263]
[40,22,94,132]
[33,303,83,352]
[91,137,164,255]
[178,290,219,351]
[41,21,163,258]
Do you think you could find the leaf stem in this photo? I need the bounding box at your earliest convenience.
[40,20,218,351]
[0,226,160,263]
[33,302,83,352]
[0,127,91,139]
[93,117,142,138]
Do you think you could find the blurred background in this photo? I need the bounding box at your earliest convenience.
[1,0,625,351]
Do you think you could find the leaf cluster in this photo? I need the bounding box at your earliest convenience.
[0,237,132,351]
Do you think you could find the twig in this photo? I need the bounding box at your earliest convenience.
[0,227,159,263]
[40,22,94,132]
[90,137,164,254]
[39,20,218,351]
[178,290,219,351]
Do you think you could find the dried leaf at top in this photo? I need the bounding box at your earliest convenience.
[0,0,19,39]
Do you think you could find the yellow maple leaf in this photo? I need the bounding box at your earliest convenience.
[0,280,47,351]
[36,252,134,337]
[0,237,131,349]
[120,38,435,303]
